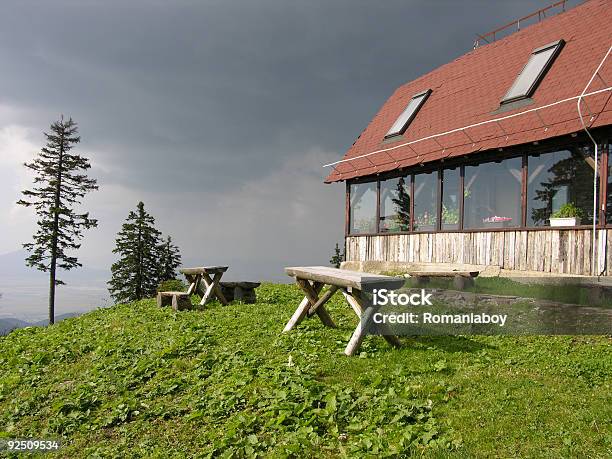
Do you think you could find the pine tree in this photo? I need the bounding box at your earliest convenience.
[330,242,345,268]
[108,202,163,303]
[17,117,98,324]
[391,176,411,231]
[158,235,182,282]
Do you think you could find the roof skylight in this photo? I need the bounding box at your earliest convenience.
[501,39,564,104]
[384,89,431,139]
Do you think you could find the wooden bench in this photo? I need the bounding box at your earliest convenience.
[283,266,406,356]
[157,291,192,311]
[408,270,479,290]
[220,282,261,303]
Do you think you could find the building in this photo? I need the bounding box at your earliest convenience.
[325,0,612,276]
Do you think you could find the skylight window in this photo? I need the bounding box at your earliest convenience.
[384,89,431,139]
[501,40,564,104]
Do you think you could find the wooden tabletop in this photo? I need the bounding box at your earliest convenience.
[285,266,405,292]
[180,266,229,275]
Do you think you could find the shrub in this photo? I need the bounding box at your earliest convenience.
[551,203,585,219]
[157,279,186,293]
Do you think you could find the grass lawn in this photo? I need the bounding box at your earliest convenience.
[0,283,610,457]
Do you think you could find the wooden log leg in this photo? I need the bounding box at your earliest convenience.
[345,305,375,356]
[199,276,216,306]
[298,280,336,328]
[413,276,430,287]
[453,275,474,290]
[187,274,200,296]
[283,296,311,332]
[307,285,338,315]
[341,289,363,317]
[173,295,192,311]
[203,272,229,305]
[157,293,173,308]
[315,307,337,328]
[282,280,323,332]
[343,289,401,354]
[382,334,402,348]
[307,285,338,328]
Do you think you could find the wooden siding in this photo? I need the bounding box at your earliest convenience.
[345,229,612,276]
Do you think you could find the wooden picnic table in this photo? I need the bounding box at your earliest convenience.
[180,266,229,306]
[283,266,406,356]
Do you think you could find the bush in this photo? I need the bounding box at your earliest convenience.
[551,203,585,219]
[157,279,186,293]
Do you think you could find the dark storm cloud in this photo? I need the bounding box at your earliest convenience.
[0,0,557,192]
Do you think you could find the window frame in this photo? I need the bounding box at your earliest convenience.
[344,135,611,237]
[384,89,432,139]
[500,39,564,105]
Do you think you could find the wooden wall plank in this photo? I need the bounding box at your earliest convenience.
[346,229,604,276]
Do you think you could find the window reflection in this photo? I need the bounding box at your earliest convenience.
[464,157,522,229]
[379,176,411,233]
[414,171,438,231]
[528,148,595,226]
[349,182,377,234]
[442,168,460,230]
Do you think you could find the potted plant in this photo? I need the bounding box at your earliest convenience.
[442,204,459,226]
[549,203,584,227]
[414,211,436,231]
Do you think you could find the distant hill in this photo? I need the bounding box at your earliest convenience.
[0,249,109,322]
[0,312,81,336]
[0,317,30,335]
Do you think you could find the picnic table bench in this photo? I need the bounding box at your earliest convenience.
[408,270,479,290]
[220,281,261,303]
[180,266,229,306]
[283,266,405,356]
[157,291,192,311]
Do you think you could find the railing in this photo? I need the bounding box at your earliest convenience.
[473,0,568,49]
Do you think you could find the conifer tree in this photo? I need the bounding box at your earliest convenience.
[108,202,163,303]
[17,117,98,324]
[330,242,345,268]
[391,176,411,231]
[158,235,182,282]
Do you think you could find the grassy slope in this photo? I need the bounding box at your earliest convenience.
[0,284,610,458]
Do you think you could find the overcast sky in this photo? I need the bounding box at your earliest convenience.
[0,0,570,285]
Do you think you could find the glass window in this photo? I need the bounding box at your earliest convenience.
[464,157,522,229]
[501,40,564,103]
[442,168,461,230]
[349,182,377,234]
[379,176,411,233]
[385,90,431,139]
[413,171,438,232]
[528,147,595,226]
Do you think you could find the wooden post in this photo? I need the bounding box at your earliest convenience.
[282,281,324,332]
[296,279,336,328]
[307,285,339,316]
[345,305,374,356]
[343,288,401,355]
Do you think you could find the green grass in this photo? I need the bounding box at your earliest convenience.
[400,276,612,307]
[0,283,610,458]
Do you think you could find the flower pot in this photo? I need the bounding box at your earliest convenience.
[549,217,580,227]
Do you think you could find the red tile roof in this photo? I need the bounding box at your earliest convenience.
[325,0,612,183]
